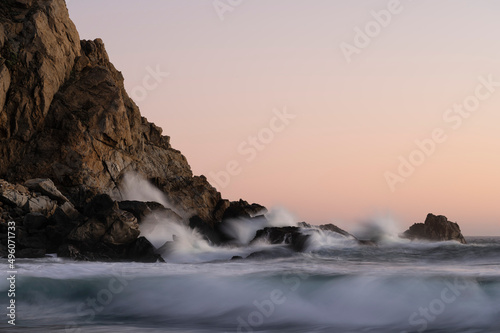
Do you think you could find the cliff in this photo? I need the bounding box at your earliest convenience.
[0,0,263,260]
[0,0,237,223]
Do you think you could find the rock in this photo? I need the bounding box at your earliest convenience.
[222,199,267,220]
[403,213,467,244]
[0,180,29,207]
[0,1,269,261]
[317,223,352,238]
[0,61,10,112]
[118,200,181,223]
[252,226,311,252]
[17,248,46,258]
[24,196,57,215]
[25,178,69,204]
[69,194,140,246]
[23,213,48,232]
[127,237,164,263]
[189,215,223,245]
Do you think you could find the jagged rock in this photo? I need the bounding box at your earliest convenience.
[127,237,164,263]
[24,195,57,215]
[69,194,140,246]
[25,178,69,204]
[222,199,267,220]
[0,179,29,207]
[252,226,311,252]
[0,0,269,261]
[317,223,352,237]
[0,1,232,226]
[118,200,181,223]
[189,215,223,245]
[403,213,467,244]
[23,212,48,232]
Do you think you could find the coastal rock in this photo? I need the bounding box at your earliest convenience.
[252,226,310,252]
[0,0,269,261]
[69,194,140,246]
[25,178,70,204]
[118,200,181,224]
[403,213,467,244]
[222,199,267,220]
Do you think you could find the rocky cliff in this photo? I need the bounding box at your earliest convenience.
[0,0,234,223]
[0,0,264,260]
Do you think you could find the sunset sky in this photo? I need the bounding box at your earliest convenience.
[67,0,500,236]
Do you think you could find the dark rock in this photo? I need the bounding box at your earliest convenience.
[24,178,69,204]
[126,237,164,263]
[189,215,223,245]
[251,226,310,252]
[23,213,48,232]
[222,199,267,220]
[403,213,467,244]
[118,200,181,223]
[231,256,243,260]
[17,248,46,258]
[318,223,352,238]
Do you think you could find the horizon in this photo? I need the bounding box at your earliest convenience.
[67,0,499,236]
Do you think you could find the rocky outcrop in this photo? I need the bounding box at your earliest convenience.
[251,226,311,252]
[0,0,239,227]
[0,178,162,261]
[0,0,269,261]
[403,213,467,244]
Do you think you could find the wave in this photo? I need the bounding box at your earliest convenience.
[1,265,500,333]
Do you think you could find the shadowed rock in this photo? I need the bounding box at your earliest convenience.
[403,213,467,244]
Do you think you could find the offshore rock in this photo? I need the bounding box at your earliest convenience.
[403,213,467,244]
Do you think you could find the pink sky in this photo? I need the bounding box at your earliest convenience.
[67,0,500,236]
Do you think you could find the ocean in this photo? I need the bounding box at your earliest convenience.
[1,231,499,333]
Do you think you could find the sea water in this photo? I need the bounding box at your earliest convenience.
[1,233,499,333]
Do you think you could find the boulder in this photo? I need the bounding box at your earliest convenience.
[24,178,69,204]
[403,213,467,244]
[23,213,48,232]
[222,199,267,220]
[69,194,140,246]
[252,226,310,252]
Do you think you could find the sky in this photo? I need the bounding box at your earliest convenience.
[67,0,500,236]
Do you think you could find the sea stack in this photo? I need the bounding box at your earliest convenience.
[403,213,467,244]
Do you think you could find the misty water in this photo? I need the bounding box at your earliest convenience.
[1,227,499,333]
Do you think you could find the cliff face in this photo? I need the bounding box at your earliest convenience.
[0,0,226,224]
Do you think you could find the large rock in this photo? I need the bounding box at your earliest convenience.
[25,178,70,204]
[403,213,467,244]
[69,194,140,246]
[252,226,311,252]
[0,1,231,226]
